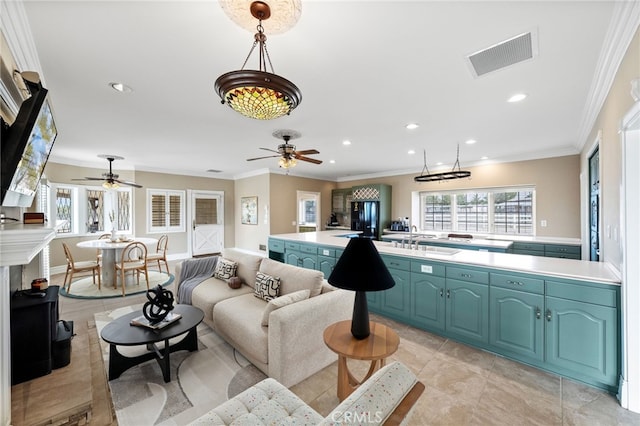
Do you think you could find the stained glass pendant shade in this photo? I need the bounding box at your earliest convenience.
[215,1,301,120]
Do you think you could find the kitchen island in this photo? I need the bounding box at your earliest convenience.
[268,230,620,393]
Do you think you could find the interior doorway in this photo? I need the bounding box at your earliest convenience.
[297,191,320,233]
[619,102,640,412]
[190,191,224,256]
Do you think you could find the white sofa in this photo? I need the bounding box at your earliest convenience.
[189,361,425,426]
[175,248,355,387]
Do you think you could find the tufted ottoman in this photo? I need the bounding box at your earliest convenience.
[190,361,424,425]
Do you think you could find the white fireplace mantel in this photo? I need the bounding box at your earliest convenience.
[1,221,58,425]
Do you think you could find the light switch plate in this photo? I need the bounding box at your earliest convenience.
[421,265,433,273]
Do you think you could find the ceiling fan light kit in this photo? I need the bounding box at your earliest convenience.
[72,155,142,188]
[246,129,321,172]
[414,144,472,183]
[214,1,301,120]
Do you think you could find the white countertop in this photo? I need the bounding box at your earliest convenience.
[271,231,620,285]
[383,230,581,246]
[380,233,513,249]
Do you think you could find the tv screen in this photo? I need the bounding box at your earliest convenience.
[1,85,57,208]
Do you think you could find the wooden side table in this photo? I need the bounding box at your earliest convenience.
[323,320,400,401]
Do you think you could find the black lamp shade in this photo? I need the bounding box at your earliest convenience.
[328,237,395,339]
[328,237,395,292]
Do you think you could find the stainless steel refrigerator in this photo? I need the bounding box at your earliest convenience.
[350,201,380,239]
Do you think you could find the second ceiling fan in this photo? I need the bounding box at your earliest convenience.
[246,130,322,170]
[72,155,142,188]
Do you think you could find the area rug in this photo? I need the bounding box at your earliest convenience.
[94,305,267,426]
[60,271,174,299]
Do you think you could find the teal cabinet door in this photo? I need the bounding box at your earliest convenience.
[318,255,336,278]
[381,269,410,319]
[545,297,618,387]
[367,290,381,310]
[490,287,544,361]
[410,272,445,332]
[445,279,489,344]
[285,251,301,267]
[300,254,317,270]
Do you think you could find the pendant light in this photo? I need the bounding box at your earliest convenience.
[414,144,472,182]
[214,1,302,120]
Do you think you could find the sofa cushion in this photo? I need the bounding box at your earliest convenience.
[222,248,264,288]
[191,278,253,324]
[259,258,324,297]
[188,377,323,425]
[213,258,238,280]
[261,289,310,327]
[254,271,281,302]
[213,293,269,364]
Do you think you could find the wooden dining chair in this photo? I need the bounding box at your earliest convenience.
[114,241,150,297]
[62,242,101,292]
[146,234,169,274]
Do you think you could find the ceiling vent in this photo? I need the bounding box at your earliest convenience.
[466,30,538,78]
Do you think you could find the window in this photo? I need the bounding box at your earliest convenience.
[148,189,185,233]
[419,187,535,236]
[48,183,133,236]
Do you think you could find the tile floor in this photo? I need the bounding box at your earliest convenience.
[16,261,640,425]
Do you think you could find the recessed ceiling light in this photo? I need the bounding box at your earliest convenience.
[330,160,336,164]
[507,93,527,103]
[110,82,133,93]
[481,156,489,160]
[465,139,477,145]
[405,123,419,130]
[342,140,351,146]
[436,162,443,166]
[408,150,415,155]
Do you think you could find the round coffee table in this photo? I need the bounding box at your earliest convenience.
[100,304,204,382]
[323,320,400,401]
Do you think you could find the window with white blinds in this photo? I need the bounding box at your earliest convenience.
[147,189,185,233]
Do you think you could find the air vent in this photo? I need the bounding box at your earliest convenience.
[206,169,222,173]
[466,31,537,77]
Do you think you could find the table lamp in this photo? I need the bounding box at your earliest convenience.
[328,237,395,339]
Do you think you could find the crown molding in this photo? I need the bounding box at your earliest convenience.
[0,1,44,83]
[576,0,640,150]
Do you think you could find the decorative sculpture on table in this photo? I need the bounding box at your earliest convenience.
[142,285,175,324]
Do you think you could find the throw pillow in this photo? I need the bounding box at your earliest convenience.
[213,258,238,281]
[254,271,281,302]
[227,276,243,289]
[261,289,310,327]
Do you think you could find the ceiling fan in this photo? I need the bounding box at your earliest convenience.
[72,155,142,188]
[246,129,322,170]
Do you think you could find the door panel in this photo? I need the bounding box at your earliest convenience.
[191,191,224,256]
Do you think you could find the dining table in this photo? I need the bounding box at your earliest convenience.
[77,237,158,288]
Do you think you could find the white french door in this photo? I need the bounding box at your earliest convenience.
[190,191,224,256]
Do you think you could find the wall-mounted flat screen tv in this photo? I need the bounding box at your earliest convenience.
[1,84,57,208]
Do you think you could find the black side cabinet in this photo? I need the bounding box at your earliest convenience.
[10,286,60,385]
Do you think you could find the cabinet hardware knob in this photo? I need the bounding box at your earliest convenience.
[546,309,552,321]
[507,280,524,286]
[439,289,444,298]
[536,307,541,319]
[446,289,450,298]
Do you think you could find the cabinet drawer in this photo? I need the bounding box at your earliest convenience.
[544,244,580,255]
[512,242,545,252]
[490,273,544,294]
[546,280,618,307]
[446,266,489,284]
[410,261,446,277]
[299,244,318,255]
[268,239,284,253]
[382,256,411,271]
[285,242,300,251]
[317,246,336,257]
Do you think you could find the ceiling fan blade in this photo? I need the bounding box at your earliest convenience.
[296,156,323,165]
[113,179,143,188]
[259,147,280,154]
[72,177,104,181]
[294,149,319,155]
[247,155,280,161]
